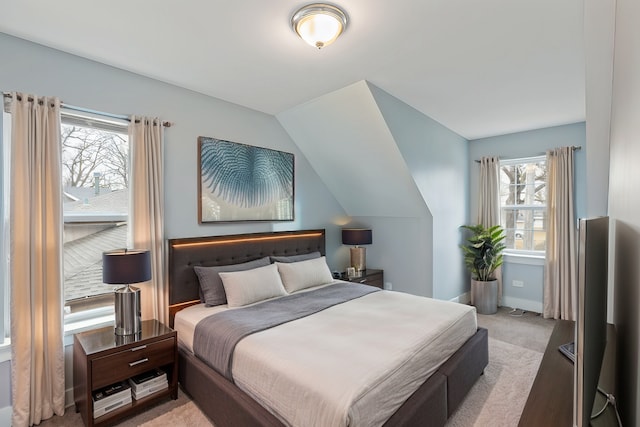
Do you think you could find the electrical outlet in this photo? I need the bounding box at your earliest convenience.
[385,282,393,290]
[512,280,524,288]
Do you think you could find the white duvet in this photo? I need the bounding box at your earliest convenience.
[175,288,477,427]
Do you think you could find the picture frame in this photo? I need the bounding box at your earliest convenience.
[198,136,295,223]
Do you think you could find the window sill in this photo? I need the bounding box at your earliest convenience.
[0,315,116,357]
[0,338,11,363]
[63,314,115,347]
[504,251,545,266]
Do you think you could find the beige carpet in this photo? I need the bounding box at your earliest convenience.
[138,400,211,427]
[445,338,543,427]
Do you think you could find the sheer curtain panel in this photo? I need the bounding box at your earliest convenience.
[544,146,577,320]
[476,156,502,305]
[128,116,166,324]
[8,92,65,426]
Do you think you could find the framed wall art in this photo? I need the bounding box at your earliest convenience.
[198,137,295,223]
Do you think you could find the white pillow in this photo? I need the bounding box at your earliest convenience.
[219,264,287,308]
[276,256,334,293]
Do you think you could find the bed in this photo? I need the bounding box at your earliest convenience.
[168,229,488,427]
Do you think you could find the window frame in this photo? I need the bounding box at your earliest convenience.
[0,109,130,353]
[1,111,9,351]
[60,110,129,329]
[499,155,547,256]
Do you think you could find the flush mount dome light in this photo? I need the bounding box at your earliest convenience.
[291,3,348,49]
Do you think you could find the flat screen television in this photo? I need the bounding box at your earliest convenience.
[574,216,609,427]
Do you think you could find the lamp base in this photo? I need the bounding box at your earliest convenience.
[350,247,366,272]
[114,285,141,336]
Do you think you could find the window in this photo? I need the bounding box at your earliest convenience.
[1,111,9,344]
[61,112,129,318]
[500,156,547,253]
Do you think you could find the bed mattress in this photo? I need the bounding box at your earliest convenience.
[175,286,477,427]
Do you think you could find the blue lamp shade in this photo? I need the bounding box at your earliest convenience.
[342,229,372,272]
[103,249,151,285]
[342,229,372,246]
[103,249,151,336]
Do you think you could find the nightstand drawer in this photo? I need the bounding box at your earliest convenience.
[91,337,175,389]
[352,273,383,288]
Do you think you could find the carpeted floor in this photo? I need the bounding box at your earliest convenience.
[40,305,556,427]
[444,306,555,426]
[476,306,555,354]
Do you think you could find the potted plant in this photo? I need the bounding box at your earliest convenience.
[460,224,506,314]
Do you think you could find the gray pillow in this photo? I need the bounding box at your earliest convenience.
[194,257,271,306]
[269,251,321,264]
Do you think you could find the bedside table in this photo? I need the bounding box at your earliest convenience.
[73,319,178,427]
[345,269,384,289]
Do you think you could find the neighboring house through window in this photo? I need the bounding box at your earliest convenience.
[499,156,547,253]
[61,112,129,318]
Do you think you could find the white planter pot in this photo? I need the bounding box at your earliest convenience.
[471,279,498,314]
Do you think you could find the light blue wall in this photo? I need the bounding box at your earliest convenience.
[0,32,346,409]
[369,84,469,301]
[0,33,346,251]
[346,215,433,296]
[0,360,9,412]
[277,81,434,297]
[468,122,587,311]
[468,122,587,219]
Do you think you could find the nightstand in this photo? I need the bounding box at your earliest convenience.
[344,269,384,289]
[73,319,178,427]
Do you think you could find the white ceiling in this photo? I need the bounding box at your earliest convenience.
[0,0,585,140]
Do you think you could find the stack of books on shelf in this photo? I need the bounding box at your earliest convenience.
[129,368,168,400]
[92,380,132,419]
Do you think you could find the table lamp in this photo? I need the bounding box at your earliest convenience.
[103,249,151,336]
[342,228,372,272]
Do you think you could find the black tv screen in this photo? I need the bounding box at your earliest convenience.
[574,216,609,427]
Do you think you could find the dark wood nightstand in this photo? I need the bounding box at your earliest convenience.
[73,319,178,427]
[344,269,384,289]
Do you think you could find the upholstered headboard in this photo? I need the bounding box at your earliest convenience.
[167,229,325,325]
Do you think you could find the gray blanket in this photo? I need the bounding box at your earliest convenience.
[193,282,380,380]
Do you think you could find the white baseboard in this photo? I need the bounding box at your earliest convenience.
[65,386,75,409]
[0,406,11,425]
[501,296,543,314]
[449,293,542,314]
[449,292,471,305]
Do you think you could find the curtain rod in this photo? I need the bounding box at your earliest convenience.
[3,92,172,127]
[474,145,581,163]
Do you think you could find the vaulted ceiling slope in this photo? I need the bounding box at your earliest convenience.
[276,80,468,224]
[0,0,585,139]
[277,81,429,219]
[278,81,469,300]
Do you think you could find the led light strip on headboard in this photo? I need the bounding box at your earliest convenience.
[170,232,324,249]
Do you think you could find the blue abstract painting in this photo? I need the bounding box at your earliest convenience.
[198,137,294,222]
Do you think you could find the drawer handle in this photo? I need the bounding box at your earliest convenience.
[359,278,367,283]
[130,345,147,352]
[129,358,149,367]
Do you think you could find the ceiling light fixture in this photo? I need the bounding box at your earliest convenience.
[291,3,348,49]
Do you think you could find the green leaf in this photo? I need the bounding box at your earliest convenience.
[459,223,505,280]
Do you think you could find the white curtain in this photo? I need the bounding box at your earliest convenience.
[476,156,503,305]
[128,117,166,324]
[544,146,577,320]
[8,92,65,426]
